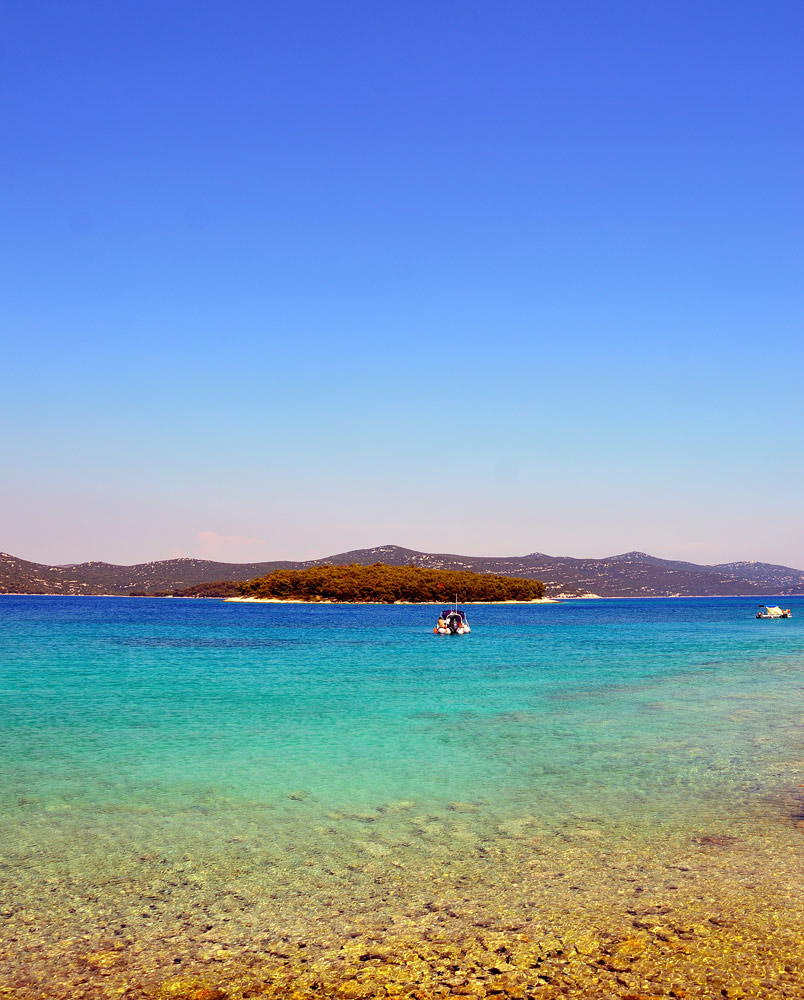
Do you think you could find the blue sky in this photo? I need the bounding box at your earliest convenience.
[2,0,803,567]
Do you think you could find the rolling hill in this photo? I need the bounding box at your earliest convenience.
[2,546,804,598]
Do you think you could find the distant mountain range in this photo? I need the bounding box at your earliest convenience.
[2,545,804,598]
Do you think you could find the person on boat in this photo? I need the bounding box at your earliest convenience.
[437,615,447,630]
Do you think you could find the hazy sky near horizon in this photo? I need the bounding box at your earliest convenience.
[3,1,803,568]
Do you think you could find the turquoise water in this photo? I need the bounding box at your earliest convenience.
[3,596,804,827]
[3,595,804,998]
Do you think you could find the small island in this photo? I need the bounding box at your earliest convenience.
[239,563,546,602]
[149,562,547,603]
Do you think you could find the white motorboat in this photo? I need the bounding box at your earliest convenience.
[434,607,471,635]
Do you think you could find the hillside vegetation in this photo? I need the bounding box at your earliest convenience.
[239,563,546,603]
[131,580,243,599]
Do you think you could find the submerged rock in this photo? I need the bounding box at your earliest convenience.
[692,834,739,847]
[156,975,226,1000]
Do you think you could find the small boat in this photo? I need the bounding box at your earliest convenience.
[434,607,471,635]
[756,605,792,619]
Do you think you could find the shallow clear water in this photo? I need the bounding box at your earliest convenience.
[3,596,804,824]
[3,595,804,998]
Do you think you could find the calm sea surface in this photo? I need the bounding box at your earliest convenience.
[2,595,804,998]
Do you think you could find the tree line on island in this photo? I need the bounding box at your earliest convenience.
[133,562,546,602]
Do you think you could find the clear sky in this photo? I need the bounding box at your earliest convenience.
[2,1,803,568]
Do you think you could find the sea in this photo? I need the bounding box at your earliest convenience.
[2,595,804,999]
